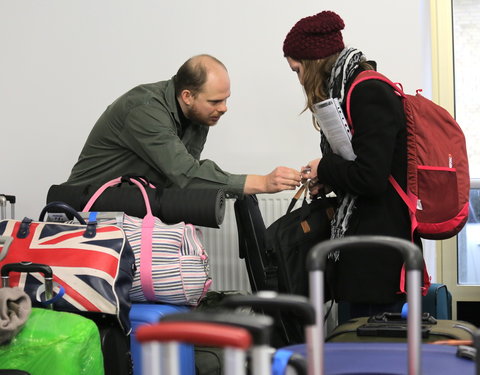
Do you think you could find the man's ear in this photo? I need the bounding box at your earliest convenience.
[180,89,193,106]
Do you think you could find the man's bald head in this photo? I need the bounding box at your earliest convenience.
[174,54,228,97]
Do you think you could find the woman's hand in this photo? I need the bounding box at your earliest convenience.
[300,158,320,183]
[300,158,332,197]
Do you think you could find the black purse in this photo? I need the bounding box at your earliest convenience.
[265,183,337,298]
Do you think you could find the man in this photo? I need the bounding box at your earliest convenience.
[65,54,301,196]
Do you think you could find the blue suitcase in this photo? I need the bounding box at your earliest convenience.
[129,304,194,375]
[281,342,476,374]
[422,283,452,320]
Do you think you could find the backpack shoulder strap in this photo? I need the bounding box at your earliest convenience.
[345,70,406,126]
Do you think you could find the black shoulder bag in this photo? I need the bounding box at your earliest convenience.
[265,183,337,298]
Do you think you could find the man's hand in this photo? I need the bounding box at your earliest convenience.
[244,167,301,194]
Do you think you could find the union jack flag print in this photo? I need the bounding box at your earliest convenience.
[0,218,135,332]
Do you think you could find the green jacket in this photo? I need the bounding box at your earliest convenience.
[66,78,246,196]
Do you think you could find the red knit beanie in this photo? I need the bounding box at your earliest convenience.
[283,11,345,60]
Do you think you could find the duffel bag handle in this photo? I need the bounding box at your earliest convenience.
[39,201,87,225]
[39,201,98,238]
[83,176,154,216]
[121,174,155,188]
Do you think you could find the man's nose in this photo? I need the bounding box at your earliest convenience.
[218,101,227,113]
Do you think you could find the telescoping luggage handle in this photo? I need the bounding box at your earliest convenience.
[161,310,274,375]
[220,291,314,374]
[307,235,424,375]
[136,321,252,375]
[1,262,65,309]
[0,194,16,220]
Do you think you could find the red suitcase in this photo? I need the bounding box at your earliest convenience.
[160,310,274,374]
[136,321,252,375]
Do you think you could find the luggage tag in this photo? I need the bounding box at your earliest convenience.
[77,211,125,227]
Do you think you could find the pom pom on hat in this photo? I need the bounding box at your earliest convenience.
[283,11,345,60]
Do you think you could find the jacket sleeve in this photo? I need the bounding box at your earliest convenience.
[119,103,246,194]
[317,80,405,196]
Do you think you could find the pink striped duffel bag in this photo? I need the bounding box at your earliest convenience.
[82,176,212,306]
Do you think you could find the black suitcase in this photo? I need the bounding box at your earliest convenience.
[234,193,335,347]
[92,316,133,375]
[234,195,303,347]
[327,312,476,343]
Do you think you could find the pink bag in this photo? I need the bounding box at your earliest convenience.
[83,177,211,306]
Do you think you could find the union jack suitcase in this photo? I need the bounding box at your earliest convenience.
[136,320,253,375]
[0,201,136,375]
[0,201,135,332]
[282,235,478,374]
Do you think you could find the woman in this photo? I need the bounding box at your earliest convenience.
[283,10,422,318]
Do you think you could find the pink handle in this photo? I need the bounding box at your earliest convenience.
[345,70,406,129]
[83,177,157,301]
[83,177,153,215]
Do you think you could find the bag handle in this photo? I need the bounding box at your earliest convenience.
[39,201,87,225]
[286,182,327,214]
[83,176,157,301]
[286,183,308,214]
[39,201,97,238]
[83,177,154,215]
[345,70,406,131]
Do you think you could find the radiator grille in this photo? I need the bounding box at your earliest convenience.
[200,192,293,291]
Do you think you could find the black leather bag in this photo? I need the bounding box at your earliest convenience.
[265,184,337,298]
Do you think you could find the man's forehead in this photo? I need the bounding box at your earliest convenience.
[201,71,230,99]
[202,89,231,101]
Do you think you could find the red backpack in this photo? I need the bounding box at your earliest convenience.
[346,70,470,240]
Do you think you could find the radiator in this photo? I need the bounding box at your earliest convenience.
[200,191,293,291]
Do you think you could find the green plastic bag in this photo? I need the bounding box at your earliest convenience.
[0,308,104,375]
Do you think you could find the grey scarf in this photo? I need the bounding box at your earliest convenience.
[320,47,366,239]
[0,287,31,345]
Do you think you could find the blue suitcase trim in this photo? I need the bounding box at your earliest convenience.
[129,304,193,375]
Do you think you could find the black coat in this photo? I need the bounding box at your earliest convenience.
[317,68,418,304]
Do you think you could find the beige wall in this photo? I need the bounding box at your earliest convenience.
[1,0,431,220]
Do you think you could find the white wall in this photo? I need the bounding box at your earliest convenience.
[1,0,430,220]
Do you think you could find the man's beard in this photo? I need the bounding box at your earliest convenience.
[187,105,221,126]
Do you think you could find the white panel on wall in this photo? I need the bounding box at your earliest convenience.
[0,0,429,219]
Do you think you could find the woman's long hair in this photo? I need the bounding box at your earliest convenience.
[300,54,374,130]
[301,53,340,113]
[301,55,374,112]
